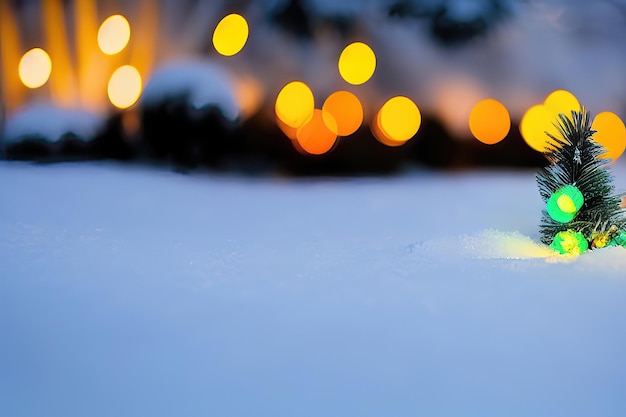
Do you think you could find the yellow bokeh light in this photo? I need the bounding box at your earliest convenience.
[376,96,421,145]
[520,104,561,152]
[338,42,376,85]
[18,47,52,89]
[212,13,249,56]
[468,98,510,145]
[275,81,315,129]
[107,65,142,109]
[591,111,626,164]
[322,91,363,136]
[544,89,580,121]
[296,109,338,155]
[98,14,131,55]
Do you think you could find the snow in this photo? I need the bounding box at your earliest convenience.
[140,60,240,121]
[3,104,104,144]
[2,161,626,417]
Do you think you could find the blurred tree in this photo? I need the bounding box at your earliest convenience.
[388,0,512,45]
[269,0,314,39]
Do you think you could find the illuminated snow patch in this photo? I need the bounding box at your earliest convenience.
[461,230,555,260]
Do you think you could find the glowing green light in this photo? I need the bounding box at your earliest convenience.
[546,185,584,223]
[550,230,588,255]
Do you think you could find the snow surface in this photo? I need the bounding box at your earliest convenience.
[2,161,626,417]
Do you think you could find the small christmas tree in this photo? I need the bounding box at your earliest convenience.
[536,109,626,255]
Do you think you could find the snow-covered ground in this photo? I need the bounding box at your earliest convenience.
[2,161,626,417]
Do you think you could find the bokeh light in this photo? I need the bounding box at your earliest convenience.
[212,14,249,56]
[338,42,376,85]
[296,109,337,155]
[18,47,52,88]
[544,89,580,121]
[591,111,626,164]
[276,116,298,140]
[371,112,399,147]
[98,14,131,55]
[275,81,315,129]
[107,65,142,109]
[374,96,421,146]
[468,98,510,144]
[322,91,363,136]
[520,104,561,152]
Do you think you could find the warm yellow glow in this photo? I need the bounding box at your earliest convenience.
[1,1,26,110]
[43,0,78,106]
[432,77,484,138]
[322,91,363,136]
[74,0,106,111]
[107,65,142,109]
[121,110,141,137]
[233,76,264,120]
[212,14,249,56]
[338,42,376,85]
[519,104,561,152]
[591,111,626,164]
[130,0,158,81]
[18,48,52,88]
[98,15,131,55]
[376,96,421,145]
[296,109,338,155]
[544,89,580,121]
[275,81,315,128]
[468,98,510,144]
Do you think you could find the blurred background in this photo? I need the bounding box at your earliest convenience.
[1,0,625,175]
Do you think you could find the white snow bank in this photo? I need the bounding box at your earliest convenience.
[141,59,240,121]
[3,103,104,144]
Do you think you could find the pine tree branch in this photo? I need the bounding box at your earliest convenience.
[536,109,626,245]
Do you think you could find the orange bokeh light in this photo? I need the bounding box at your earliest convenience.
[276,116,298,140]
[322,90,363,136]
[296,109,338,155]
[591,111,626,164]
[468,98,511,145]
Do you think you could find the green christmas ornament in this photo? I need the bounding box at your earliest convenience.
[546,185,584,223]
[550,230,589,255]
[609,230,626,248]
